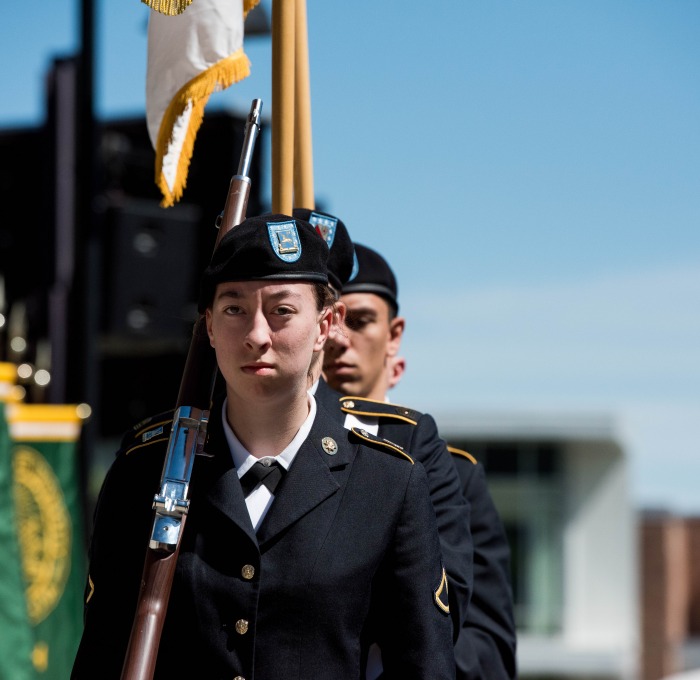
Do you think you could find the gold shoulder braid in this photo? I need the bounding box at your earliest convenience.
[121,411,175,456]
[349,427,414,464]
[447,446,477,465]
[339,396,422,425]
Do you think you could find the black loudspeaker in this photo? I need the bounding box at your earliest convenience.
[98,350,185,437]
[103,198,202,342]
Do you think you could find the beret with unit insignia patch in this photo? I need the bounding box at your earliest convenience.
[292,208,355,293]
[342,243,399,315]
[198,214,330,312]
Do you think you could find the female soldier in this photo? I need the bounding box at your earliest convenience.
[72,214,454,680]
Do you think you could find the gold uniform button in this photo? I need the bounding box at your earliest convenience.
[241,564,255,580]
[235,619,249,635]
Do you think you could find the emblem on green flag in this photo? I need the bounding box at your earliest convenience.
[0,373,88,679]
[0,396,34,680]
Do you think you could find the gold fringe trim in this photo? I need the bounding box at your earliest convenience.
[154,48,250,208]
[244,0,260,18]
[143,0,259,19]
[142,0,193,17]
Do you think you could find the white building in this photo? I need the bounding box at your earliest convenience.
[435,410,638,680]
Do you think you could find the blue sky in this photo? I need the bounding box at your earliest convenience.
[2,1,699,511]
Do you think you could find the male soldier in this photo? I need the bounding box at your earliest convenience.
[323,243,518,680]
[293,208,474,654]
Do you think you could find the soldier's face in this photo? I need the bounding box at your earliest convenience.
[323,293,404,401]
[206,280,331,403]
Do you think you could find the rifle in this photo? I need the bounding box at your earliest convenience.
[120,99,263,680]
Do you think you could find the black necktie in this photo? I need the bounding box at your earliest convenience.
[240,460,285,497]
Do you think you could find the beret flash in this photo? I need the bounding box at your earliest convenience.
[292,208,356,293]
[198,214,329,312]
[342,242,399,314]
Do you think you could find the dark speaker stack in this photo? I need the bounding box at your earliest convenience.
[0,109,264,437]
[94,112,264,436]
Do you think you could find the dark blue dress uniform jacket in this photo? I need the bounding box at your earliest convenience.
[313,381,473,640]
[449,451,517,680]
[316,380,516,679]
[71,401,455,680]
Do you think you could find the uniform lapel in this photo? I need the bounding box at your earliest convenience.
[256,405,354,548]
[191,401,258,545]
[202,463,257,542]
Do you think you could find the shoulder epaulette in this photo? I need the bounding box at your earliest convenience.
[447,445,477,465]
[339,396,423,425]
[119,409,175,457]
[350,427,414,464]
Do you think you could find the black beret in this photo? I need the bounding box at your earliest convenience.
[292,208,355,293]
[342,243,398,314]
[198,214,329,312]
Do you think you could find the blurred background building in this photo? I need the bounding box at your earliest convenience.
[440,411,638,679]
[640,514,700,680]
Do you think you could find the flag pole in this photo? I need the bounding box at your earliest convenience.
[293,0,314,209]
[272,0,296,215]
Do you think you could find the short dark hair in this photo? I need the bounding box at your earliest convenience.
[312,282,337,312]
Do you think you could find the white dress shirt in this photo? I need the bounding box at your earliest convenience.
[221,395,317,531]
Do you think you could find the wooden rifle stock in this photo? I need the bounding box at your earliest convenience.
[120,99,263,680]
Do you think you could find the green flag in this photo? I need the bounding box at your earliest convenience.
[7,403,88,679]
[0,364,34,680]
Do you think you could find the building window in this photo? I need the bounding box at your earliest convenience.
[454,439,564,634]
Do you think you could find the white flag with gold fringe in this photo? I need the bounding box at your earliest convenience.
[146,0,258,207]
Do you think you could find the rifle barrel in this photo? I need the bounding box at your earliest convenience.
[121,98,263,680]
